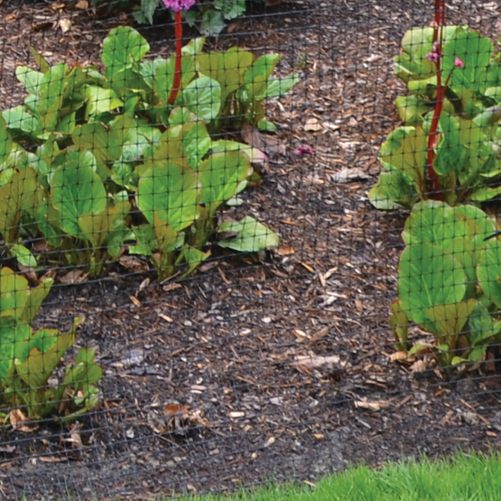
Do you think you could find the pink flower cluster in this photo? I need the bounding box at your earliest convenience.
[294,144,315,156]
[161,0,196,11]
[426,41,442,63]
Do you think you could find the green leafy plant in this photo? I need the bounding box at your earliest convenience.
[0,268,102,420]
[0,26,295,280]
[370,23,501,209]
[390,200,501,368]
[91,0,264,35]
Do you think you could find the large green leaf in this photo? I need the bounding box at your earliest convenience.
[179,76,221,121]
[0,168,38,243]
[15,330,76,388]
[78,191,130,250]
[137,161,199,231]
[38,63,68,131]
[218,216,279,252]
[434,113,466,175]
[478,240,501,309]
[84,86,123,116]
[443,31,493,92]
[395,95,429,125]
[0,317,31,381]
[398,242,467,330]
[2,106,43,137]
[101,26,150,78]
[468,301,501,347]
[368,170,417,210]
[425,299,477,338]
[379,126,427,188]
[180,121,211,170]
[16,66,44,96]
[199,151,252,210]
[51,162,107,237]
[0,115,13,166]
[153,55,197,106]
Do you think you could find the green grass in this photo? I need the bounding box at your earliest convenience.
[179,452,501,501]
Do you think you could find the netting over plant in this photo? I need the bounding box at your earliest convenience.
[1,0,501,499]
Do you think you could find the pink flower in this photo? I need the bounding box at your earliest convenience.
[161,0,196,11]
[454,57,464,68]
[425,41,442,64]
[294,144,315,156]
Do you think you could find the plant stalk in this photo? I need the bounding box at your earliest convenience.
[168,10,183,106]
[426,0,446,201]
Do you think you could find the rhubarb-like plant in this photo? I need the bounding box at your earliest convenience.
[370,19,501,209]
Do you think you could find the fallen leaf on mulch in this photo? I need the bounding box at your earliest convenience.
[59,19,71,33]
[148,404,206,435]
[119,255,149,272]
[389,351,408,362]
[40,456,67,463]
[304,118,322,132]
[58,269,89,284]
[291,354,341,375]
[75,0,89,8]
[410,359,428,373]
[331,167,370,183]
[354,399,391,411]
[241,124,286,156]
[8,409,37,432]
[18,264,38,285]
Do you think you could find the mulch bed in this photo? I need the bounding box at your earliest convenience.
[1,0,501,499]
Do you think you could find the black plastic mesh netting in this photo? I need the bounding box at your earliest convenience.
[1,0,501,499]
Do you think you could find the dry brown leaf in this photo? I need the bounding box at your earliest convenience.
[119,255,149,272]
[277,246,295,256]
[241,124,286,157]
[410,359,427,373]
[292,354,340,374]
[162,282,183,292]
[18,263,38,285]
[59,269,89,284]
[304,118,322,132]
[331,167,370,183]
[354,400,391,411]
[8,409,37,432]
[50,2,65,9]
[75,0,89,8]
[58,19,71,33]
[389,351,408,362]
[40,456,66,463]
[129,295,141,307]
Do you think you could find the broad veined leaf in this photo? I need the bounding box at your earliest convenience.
[379,126,427,188]
[2,106,43,137]
[398,242,467,330]
[16,66,44,96]
[0,168,38,243]
[198,151,252,211]
[38,63,68,131]
[395,95,429,125]
[51,162,107,237]
[368,170,417,210]
[0,115,13,166]
[10,244,37,268]
[468,300,501,347]
[0,316,31,381]
[179,75,221,121]
[179,121,212,170]
[84,86,123,116]
[137,161,199,231]
[478,239,501,309]
[425,299,477,337]
[218,216,279,252]
[443,30,493,92]
[77,191,131,249]
[101,26,150,78]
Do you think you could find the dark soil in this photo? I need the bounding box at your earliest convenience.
[1,0,501,499]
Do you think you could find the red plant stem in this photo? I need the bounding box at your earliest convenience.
[426,0,446,200]
[168,10,183,106]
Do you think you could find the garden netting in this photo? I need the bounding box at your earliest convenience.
[1,0,501,499]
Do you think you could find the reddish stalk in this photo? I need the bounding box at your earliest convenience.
[426,0,446,200]
[168,10,183,105]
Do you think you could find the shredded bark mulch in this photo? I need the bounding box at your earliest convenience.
[1,0,501,499]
